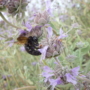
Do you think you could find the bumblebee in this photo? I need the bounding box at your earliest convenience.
[24,36,41,55]
[16,32,41,56]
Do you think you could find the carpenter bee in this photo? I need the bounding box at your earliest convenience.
[16,32,41,56]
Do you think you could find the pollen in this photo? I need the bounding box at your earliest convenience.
[59,39,62,42]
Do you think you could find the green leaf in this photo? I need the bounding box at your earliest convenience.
[81,45,90,56]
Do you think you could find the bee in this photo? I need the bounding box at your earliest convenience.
[16,31,41,56]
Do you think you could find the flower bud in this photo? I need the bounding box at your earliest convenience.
[6,0,28,15]
[0,0,7,11]
[26,25,43,38]
[76,29,82,35]
[83,72,90,89]
[34,11,49,25]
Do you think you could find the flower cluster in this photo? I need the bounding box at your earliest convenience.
[0,0,7,10]
[38,28,67,59]
[41,65,80,89]
[0,0,28,16]
[34,11,49,25]
[6,0,28,15]
[39,36,63,59]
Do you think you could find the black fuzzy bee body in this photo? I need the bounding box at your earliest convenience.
[25,36,41,56]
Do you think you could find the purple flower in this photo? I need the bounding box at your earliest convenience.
[43,66,54,73]
[42,72,54,82]
[2,75,12,80]
[41,66,64,89]
[38,46,48,60]
[42,66,54,82]
[45,0,52,16]
[46,26,53,38]
[49,78,63,89]
[71,66,80,76]
[58,28,68,39]
[65,73,77,85]
[45,0,51,10]
[65,66,80,85]
[24,21,32,32]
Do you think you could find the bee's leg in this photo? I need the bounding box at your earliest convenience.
[35,44,42,49]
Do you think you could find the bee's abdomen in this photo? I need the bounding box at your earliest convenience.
[25,44,41,56]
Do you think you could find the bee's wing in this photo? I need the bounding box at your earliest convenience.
[16,36,28,44]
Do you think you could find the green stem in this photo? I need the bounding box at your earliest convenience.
[0,12,26,29]
[54,57,62,68]
[14,86,36,90]
[78,75,90,83]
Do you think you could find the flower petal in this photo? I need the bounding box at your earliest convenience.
[49,78,63,89]
[25,22,32,32]
[47,27,53,38]
[71,66,80,76]
[58,28,68,39]
[38,46,48,60]
[65,73,77,85]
